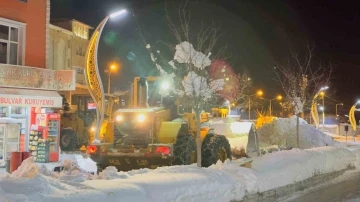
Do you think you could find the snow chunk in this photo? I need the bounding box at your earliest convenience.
[11,157,38,178]
[92,139,101,144]
[59,153,97,173]
[97,166,128,180]
[168,60,177,69]
[174,41,211,70]
[146,44,151,49]
[182,71,224,99]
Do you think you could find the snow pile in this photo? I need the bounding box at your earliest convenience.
[0,147,357,202]
[11,157,39,178]
[257,116,337,149]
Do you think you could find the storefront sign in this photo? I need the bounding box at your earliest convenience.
[0,64,76,91]
[0,95,62,108]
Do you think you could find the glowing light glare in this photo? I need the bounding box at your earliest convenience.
[116,115,123,122]
[320,86,329,91]
[161,82,170,90]
[276,95,283,100]
[137,114,146,122]
[319,106,324,111]
[90,126,96,132]
[256,90,263,96]
[110,65,116,70]
[109,9,127,18]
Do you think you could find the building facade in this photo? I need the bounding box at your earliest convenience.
[49,19,93,103]
[0,0,49,68]
[0,0,75,156]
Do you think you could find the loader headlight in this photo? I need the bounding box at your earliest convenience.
[137,114,146,123]
[116,115,123,122]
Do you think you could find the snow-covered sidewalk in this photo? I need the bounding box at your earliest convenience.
[0,146,358,202]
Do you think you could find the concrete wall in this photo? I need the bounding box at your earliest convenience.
[0,0,47,68]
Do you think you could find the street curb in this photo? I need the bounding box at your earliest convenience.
[235,165,355,202]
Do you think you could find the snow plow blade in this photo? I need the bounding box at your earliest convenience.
[209,121,259,158]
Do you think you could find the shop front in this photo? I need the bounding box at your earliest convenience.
[0,64,75,162]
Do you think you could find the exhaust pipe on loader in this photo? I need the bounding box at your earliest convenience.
[138,77,149,108]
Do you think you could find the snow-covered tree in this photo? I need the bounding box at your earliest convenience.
[274,44,332,147]
[143,2,228,167]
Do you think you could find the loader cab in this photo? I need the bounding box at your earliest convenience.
[73,96,96,127]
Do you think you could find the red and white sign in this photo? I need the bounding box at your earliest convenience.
[0,95,62,108]
[0,88,63,108]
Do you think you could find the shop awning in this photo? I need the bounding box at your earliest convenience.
[0,88,63,108]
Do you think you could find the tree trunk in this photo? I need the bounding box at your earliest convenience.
[296,113,300,148]
[195,111,202,167]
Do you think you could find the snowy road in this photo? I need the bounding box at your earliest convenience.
[283,172,360,202]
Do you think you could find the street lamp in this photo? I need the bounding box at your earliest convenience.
[336,103,343,117]
[105,64,117,96]
[311,86,329,128]
[248,90,263,120]
[260,95,282,117]
[84,9,127,140]
[320,91,325,126]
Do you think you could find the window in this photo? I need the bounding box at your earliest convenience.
[18,0,28,3]
[0,18,25,65]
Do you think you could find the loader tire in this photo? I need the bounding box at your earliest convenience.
[60,129,78,151]
[173,135,196,165]
[201,134,232,167]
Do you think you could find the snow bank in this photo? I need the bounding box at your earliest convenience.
[0,147,357,202]
[257,116,337,149]
[84,165,245,202]
[214,146,356,193]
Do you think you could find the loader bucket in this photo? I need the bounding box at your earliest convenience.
[209,121,259,158]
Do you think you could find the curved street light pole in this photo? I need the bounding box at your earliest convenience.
[84,9,127,140]
[349,101,360,142]
[311,86,328,128]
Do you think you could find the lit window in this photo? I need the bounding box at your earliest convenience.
[0,18,25,65]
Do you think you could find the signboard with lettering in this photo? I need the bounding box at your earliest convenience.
[0,88,63,108]
[0,64,76,91]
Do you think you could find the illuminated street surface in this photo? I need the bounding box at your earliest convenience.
[281,171,360,202]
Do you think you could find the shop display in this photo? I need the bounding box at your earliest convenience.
[29,126,43,157]
[35,139,49,163]
[36,113,60,162]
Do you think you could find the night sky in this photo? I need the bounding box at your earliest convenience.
[50,0,360,115]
